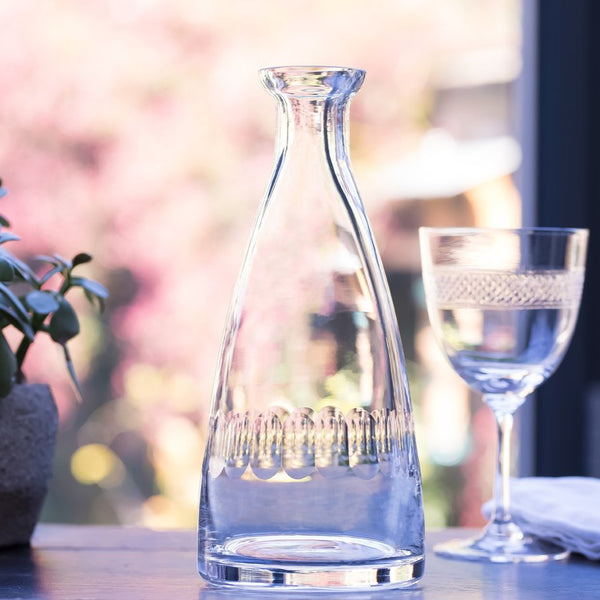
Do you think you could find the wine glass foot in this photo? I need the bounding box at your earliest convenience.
[434,527,570,563]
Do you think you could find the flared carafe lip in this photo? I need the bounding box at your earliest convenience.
[259,65,366,75]
[259,65,366,98]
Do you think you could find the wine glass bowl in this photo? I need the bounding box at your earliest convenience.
[419,227,588,563]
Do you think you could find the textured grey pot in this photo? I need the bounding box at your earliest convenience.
[0,383,58,547]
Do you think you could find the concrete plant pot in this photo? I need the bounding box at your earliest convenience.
[0,383,58,547]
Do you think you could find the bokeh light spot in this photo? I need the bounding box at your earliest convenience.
[71,443,124,486]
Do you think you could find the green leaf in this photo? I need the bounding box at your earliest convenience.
[0,331,17,397]
[70,276,109,299]
[0,258,14,282]
[35,254,64,268]
[0,251,37,284]
[0,302,34,340]
[26,290,60,315]
[84,288,105,312]
[0,216,9,228]
[62,344,84,403]
[72,253,92,267]
[53,254,72,270]
[49,299,80,343]
[39,265,63,285]
[35,254,59,265]
[0,232,19,245]
[0,281,30,323]
[35,254,72,271]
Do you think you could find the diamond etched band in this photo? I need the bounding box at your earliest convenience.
[423,268,585,309]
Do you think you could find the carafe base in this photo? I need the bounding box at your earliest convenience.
[200,533,424,590]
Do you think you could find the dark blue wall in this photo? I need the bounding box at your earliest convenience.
[535,0,600,475]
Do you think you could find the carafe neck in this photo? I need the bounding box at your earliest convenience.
[260,66,365,165]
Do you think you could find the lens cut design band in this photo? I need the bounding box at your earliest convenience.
[207,406,414,481]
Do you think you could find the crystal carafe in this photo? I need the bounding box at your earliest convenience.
[198,66,424,590]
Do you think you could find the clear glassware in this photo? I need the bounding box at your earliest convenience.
[419,226,588,563]
[198,66,424,591]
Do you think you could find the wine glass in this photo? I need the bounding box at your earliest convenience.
[419,227,588,563]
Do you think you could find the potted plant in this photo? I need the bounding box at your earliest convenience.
[0,179,108,546]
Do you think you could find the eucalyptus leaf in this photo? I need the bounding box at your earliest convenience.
[26,290,60,315]
[49,300,80,343]
[0,331,17,397]
[70,276,109,299]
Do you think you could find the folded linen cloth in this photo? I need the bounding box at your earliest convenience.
[482,477,600,559]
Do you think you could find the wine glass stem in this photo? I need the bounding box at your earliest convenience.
[485,396,513,525]
[492,408,513,525]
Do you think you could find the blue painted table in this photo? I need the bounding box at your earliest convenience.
[0,525,597,599]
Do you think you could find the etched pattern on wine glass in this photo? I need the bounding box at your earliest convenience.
[424,268,585,309]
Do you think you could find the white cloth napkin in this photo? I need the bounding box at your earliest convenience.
[483,477,600,559]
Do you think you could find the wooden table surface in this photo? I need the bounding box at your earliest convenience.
[0,525,598,599]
